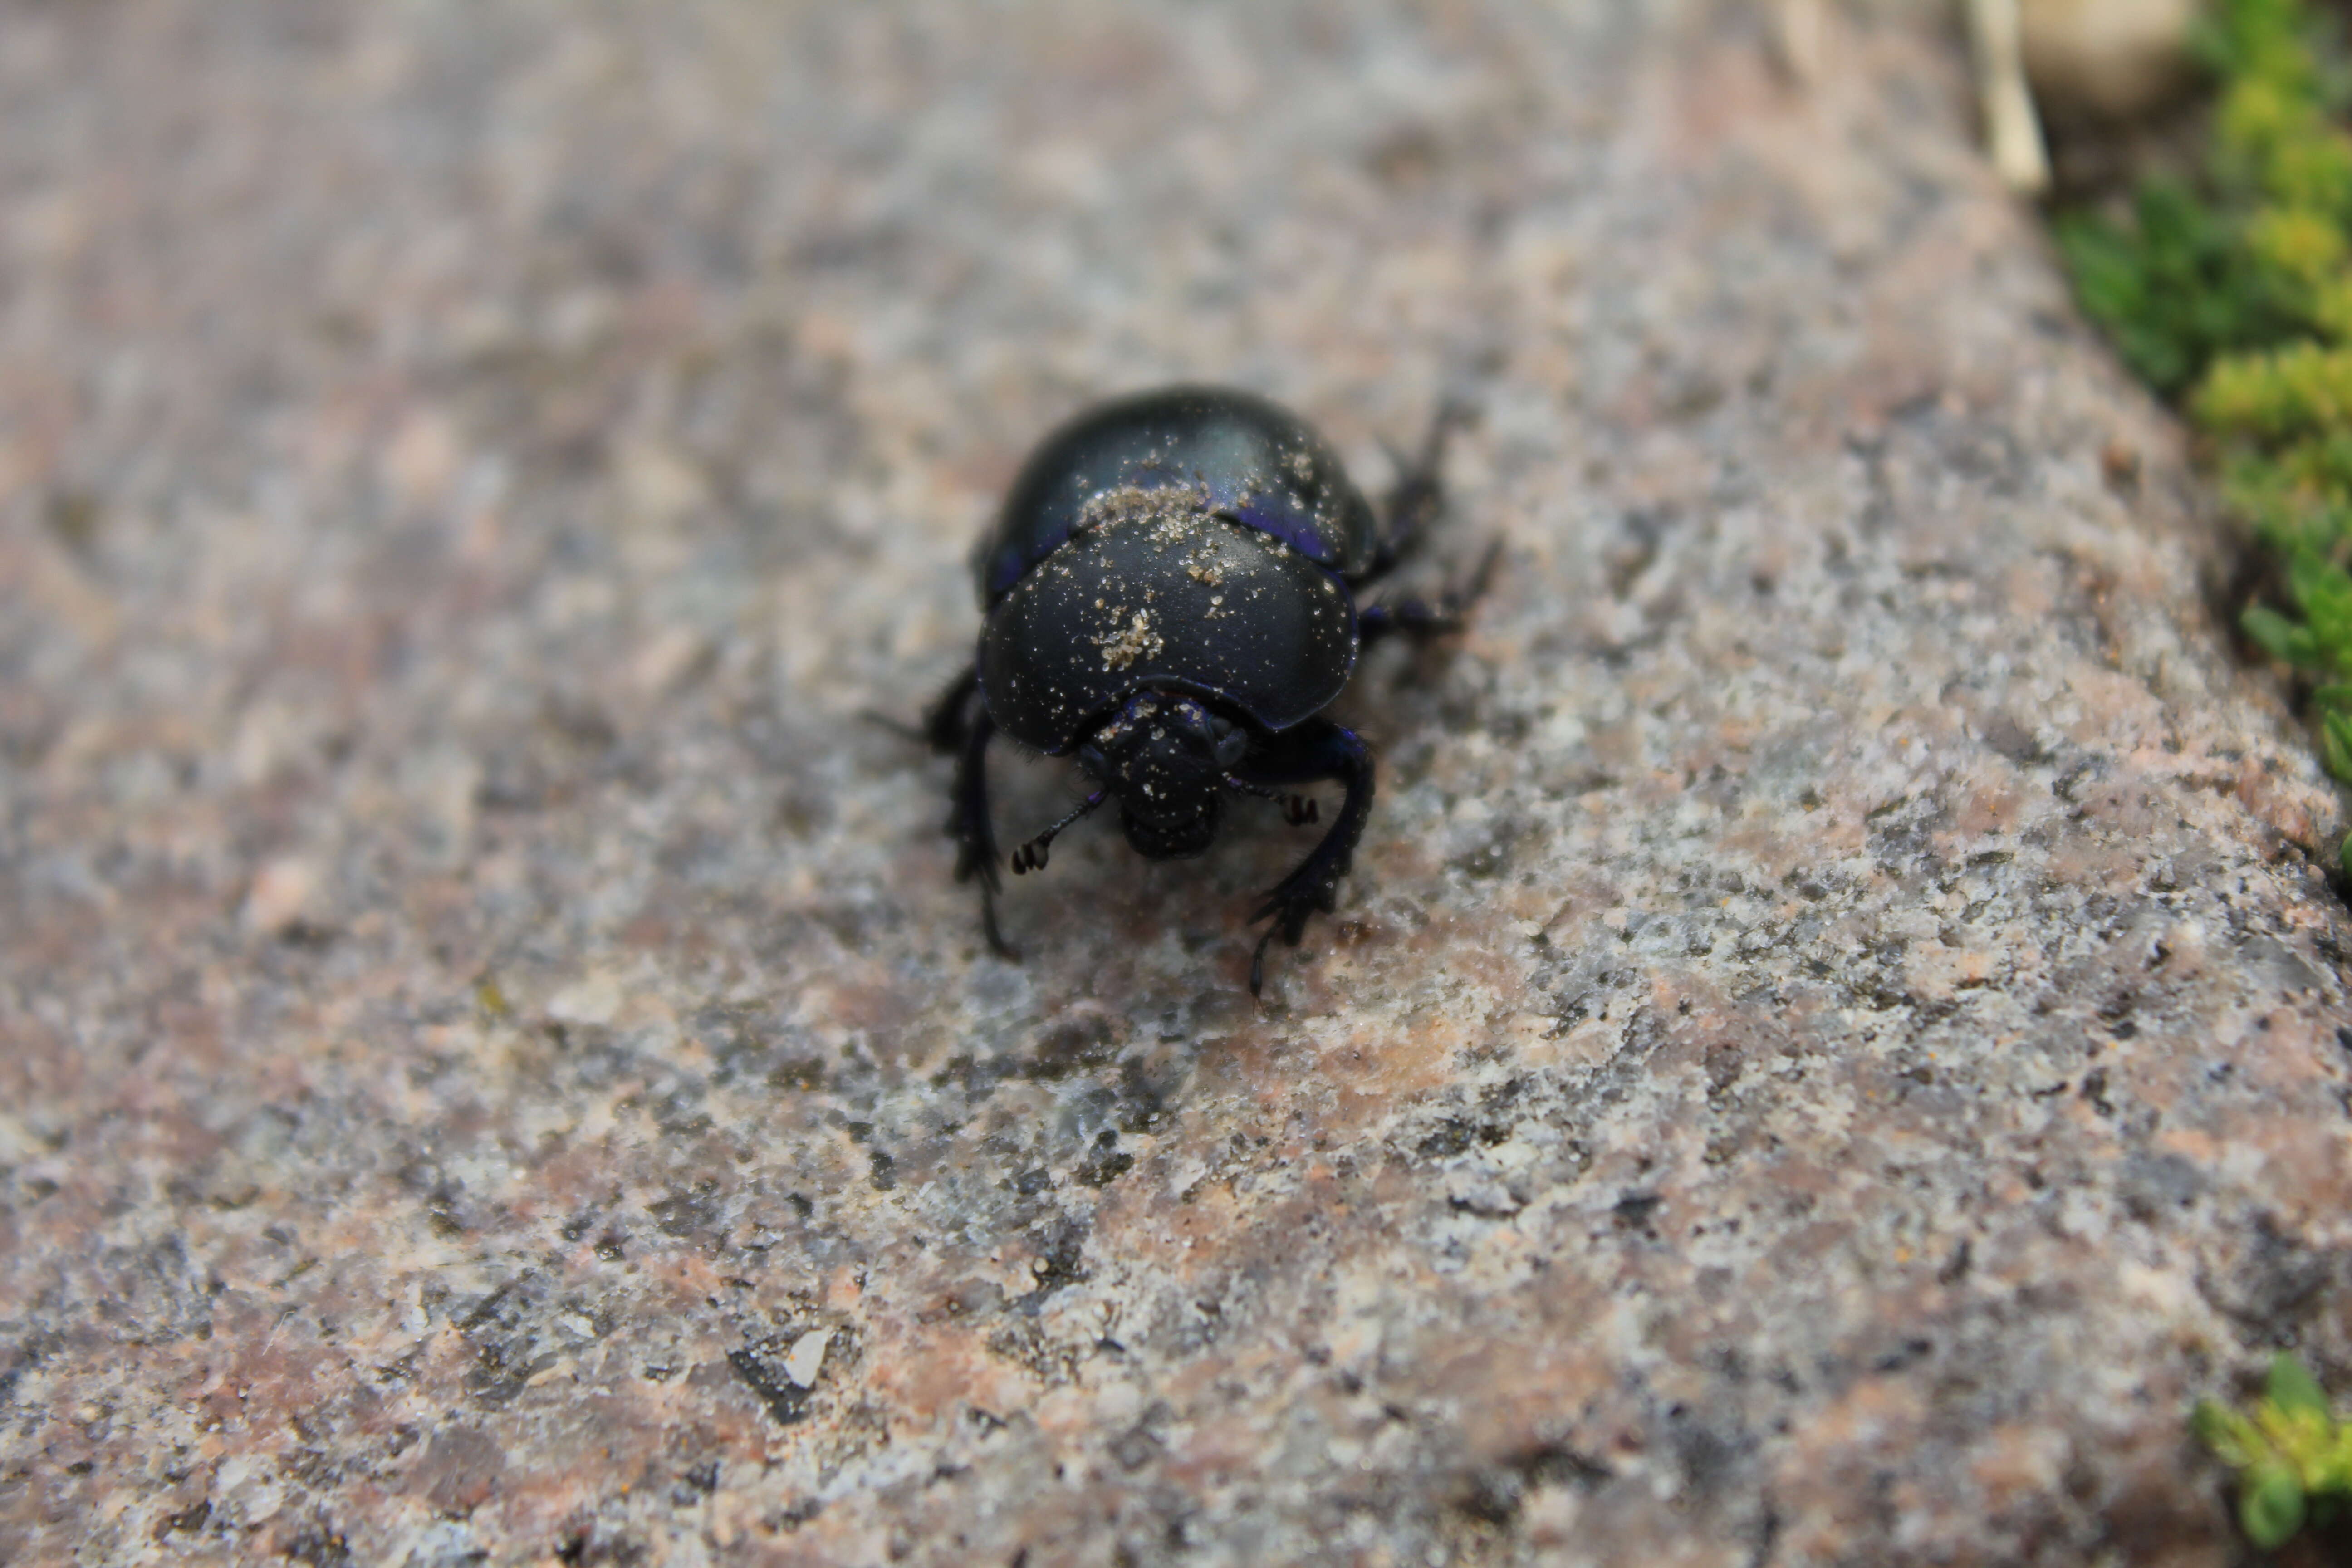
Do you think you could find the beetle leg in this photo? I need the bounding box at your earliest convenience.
[1233,720,1374,995]
[921,663,983,754]
[1359,535,1502,647]
[945,704,1014,957]
[863,664,981,747]
[1362,397,1468,584]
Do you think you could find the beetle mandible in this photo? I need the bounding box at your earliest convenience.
[917,385,1494,993]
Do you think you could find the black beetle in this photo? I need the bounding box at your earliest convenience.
[916,385,1492,992]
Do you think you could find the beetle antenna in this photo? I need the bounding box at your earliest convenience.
[1224,775,1318,825]
[1011,791,1107,875]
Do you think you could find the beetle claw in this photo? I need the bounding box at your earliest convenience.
[980,886,1018,960]
[1250,926,1279,995]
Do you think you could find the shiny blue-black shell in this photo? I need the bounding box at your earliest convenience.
[974,387,1376,755]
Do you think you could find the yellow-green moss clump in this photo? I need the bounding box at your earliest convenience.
[2059,0,2352,823]
[2194,1353,2352,1547]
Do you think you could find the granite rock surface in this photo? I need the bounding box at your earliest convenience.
[3,2,2351,1564]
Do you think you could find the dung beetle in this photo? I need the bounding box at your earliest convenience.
[916,385,1492,993]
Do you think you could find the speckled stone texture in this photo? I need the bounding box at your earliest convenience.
[4,3,2350,1564]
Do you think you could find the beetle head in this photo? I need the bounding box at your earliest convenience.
[1078,691,1247,861]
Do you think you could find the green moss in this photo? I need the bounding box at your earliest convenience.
[2193,1354,2352,1547]
[2058,0,2352,875]
[2063,12,2352,1535]
[2055,181,2296,394]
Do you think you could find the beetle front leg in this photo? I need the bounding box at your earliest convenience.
[945,704,1014,957]
[921,663,983,754]
[1235,719,1374,995]
[1359,537,1501,647]
[1362,398,1467,584]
